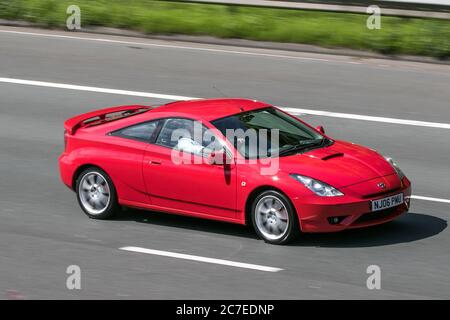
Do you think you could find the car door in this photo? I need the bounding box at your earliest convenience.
[143,117,238,220]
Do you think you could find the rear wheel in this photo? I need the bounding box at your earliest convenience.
[251,190,299,245]
[76,167,119,219]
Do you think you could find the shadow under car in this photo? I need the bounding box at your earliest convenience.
[112,209,447,248]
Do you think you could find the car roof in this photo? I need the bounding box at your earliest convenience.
[72,99,272,135]
[151,98,271,121]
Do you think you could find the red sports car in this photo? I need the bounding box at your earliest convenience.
[59,98,411,244]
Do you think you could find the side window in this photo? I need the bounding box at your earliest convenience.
[156,118,223,157]
[113,121,159,142]
[156,118,193,148]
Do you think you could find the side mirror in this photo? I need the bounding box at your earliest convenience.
[206,150,229,165]
[316,125,325,134]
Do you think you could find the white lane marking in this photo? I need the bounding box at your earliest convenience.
[119,246,283,272]
[282,107,450,130]
[411,195,450,204]
[0,77,194,101]
[1,76,450,130]
[0,29,329,63]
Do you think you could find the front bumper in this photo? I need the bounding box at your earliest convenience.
[294,176,411,233]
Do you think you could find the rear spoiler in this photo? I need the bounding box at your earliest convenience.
[64,105,152,135]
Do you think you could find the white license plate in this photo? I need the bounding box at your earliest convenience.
[371,193,404,212]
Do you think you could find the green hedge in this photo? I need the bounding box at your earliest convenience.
[1,0,449,58]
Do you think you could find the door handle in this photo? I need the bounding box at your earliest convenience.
[148,160,162,165]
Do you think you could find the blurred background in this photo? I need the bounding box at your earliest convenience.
[0,0,449,59]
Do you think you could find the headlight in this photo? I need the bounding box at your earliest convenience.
[384,156,405,180]
[290,174,344,197]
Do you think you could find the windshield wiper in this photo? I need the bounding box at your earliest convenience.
[278,139,327,156]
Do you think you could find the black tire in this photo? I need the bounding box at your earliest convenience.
[251,190,299,245]
[75,167,119,220]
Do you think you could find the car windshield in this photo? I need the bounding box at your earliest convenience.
[211,107,331,159]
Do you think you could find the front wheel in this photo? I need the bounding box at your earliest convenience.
[251,190,299,245]
[76,167,119,219]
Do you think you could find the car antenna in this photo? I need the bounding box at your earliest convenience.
[212,85,227,98]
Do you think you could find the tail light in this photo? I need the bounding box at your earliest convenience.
[64,130,68,150]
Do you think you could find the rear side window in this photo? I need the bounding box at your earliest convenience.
[111,120,159,142]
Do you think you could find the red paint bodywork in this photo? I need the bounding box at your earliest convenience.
[59,99,411,232]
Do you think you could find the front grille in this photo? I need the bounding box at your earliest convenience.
[362,187,401,199]
[353,207,398,224]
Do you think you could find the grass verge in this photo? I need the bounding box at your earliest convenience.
[0,0,449,58]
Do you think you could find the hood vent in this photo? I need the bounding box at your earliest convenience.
[321,153,344,161]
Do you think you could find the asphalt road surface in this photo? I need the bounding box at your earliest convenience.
[0,26,449,299]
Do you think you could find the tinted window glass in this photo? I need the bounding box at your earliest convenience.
[115,121,158,141]
[211,107,327,158]
[156,118,223,157]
